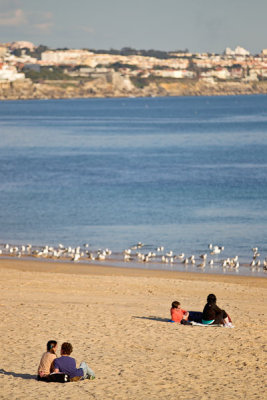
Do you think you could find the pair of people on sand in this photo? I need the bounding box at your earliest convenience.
[37,341,95,382]
[170,293,233,327]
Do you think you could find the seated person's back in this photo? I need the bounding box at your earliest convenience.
[37,340,57,379]
[202,293,233,326]
[53,342,83,379]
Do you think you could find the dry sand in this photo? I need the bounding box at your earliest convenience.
[1,259,266,400]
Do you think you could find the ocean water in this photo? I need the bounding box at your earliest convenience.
[0,95,267,273]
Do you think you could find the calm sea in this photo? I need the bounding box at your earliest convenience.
[0,95,267,274]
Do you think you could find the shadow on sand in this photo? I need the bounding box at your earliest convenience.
[0,369,36,380]
[132,316,171,322]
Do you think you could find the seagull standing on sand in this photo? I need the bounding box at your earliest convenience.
[88,252,95,260]
[253,252,260,259]
[72,253,80,262]
[234,261,239,270]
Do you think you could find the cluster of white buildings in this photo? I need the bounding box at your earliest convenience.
[40,47,267,83]
[0,41,267,84]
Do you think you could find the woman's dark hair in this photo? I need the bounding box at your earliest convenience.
[207,294,217,304]
[46,340,57,353]
[61,342,73,355]
[171,301,180,308]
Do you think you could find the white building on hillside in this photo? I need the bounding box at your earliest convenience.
[0,64,25,81]
[224,46,250,57]
[41,50,93,65]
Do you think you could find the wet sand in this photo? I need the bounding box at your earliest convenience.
[1,259,266,399]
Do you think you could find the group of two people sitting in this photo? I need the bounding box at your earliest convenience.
[170,293,233,327]
[37,341,95,382]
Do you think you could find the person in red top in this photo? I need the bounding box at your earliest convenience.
[170,301,192,325]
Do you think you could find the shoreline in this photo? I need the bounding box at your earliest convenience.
[1,241,266,279]
[1,258,266,288]
[1,91,267,101]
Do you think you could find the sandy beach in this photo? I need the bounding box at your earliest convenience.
[1,259,266,400]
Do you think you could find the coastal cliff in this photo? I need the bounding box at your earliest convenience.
[1,72,267,100]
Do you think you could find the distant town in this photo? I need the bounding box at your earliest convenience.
[1,41,267,99]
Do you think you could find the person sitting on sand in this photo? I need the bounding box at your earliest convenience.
[202,294,233,327]
[37,340,57,380]
[170,301,192,325]
[53,342,95,381]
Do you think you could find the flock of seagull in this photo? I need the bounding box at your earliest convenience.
[122,243,267,272]
[0,241,266,273]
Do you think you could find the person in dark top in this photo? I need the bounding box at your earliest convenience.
[54,342,95,381]
[202,294,233,326]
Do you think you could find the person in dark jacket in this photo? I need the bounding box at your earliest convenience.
[202,294,232,326]
[53,342,95,381]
